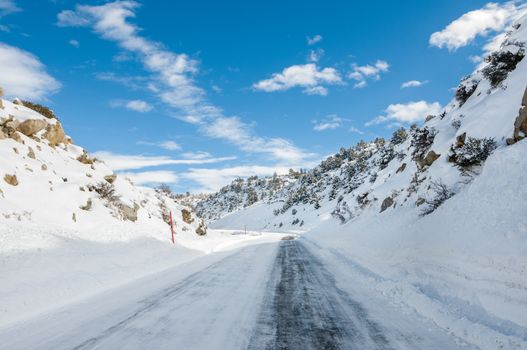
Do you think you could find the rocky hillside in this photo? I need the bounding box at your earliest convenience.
[195,171,300,221]
[0,96,206,238]
[199,18,527,231]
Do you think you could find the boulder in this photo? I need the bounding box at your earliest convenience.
[455,132,466,148]
[195,219,207,236]
[181,208,193,224]
[118,202,139,222]
[80,198,92,211]
[27,147,36,159]
[77,151,94,165]
[43,122,67,146]
[396,163,407,174]
[3,174,18,186]
[380,196,394,213]
[104,174,117,184]
[17,119,47,136]
[417,150,440,169]
[508,86,527,145]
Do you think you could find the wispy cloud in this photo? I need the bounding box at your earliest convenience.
[313,115,344,131]
[0,43,61,100]
[93,151,236,171]
[253,63,342,96]
[0,0,20,16]
[349,126,364,135]
[308,48,324,63]
[68,39,80,48]
[348,60,389,88]
[121,170,178,185]
[429,2,527,51]
[366,101,442,126]
[203,116,313,163]
[307,34,322,45]
[401,80,428,88]
[137,140,181,151]
[110,99,154,113]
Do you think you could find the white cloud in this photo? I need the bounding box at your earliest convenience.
[93,151,236,171]
[348,60,389,88]
[0,43,61,101]
[429,2,526,51]
[366,101,442,126]
[253,63,342,96]
[126,99,153,112]
[349,126,364,135]
[57,1,216,121]
[69,39,80,47]
[122,170,178,185]
[0,0,20,16]
[182,151,211,160]
[203,116,312,163]
[401,80,428,88]
[159,140,181,151]
[137,140,181,150]
[110,99,154,112]
[313,115,343,131]
[308,48,324,63]
[307,34,322,45]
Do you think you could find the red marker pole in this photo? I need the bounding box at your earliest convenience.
[170,210,175,244]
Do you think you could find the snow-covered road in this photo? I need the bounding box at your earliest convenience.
[0,236,473,349]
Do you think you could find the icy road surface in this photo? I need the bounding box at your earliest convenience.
[0,237,472,349]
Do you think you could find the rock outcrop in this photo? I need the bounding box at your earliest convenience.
[17,119,47,137]
[507,86,527,145]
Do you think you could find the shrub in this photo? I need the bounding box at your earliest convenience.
[450,137,497,168]
[420,181,453,216]
[411,127,437,161]
[21,101,57,119]
[451,119,461,130]
[390,128,408,145]
[455,81,478,106]
[482,49,525,88]
[93,181,120,204]
[156,183,173,196]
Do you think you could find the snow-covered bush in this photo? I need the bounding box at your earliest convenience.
[420,181,453,216]
[455,80,478,106]
[449,137,497,168]
[482,47,525,88]
[391,127,408,145]
[451,119,461,130]
[410,126,437,161]
[331,201,352,223]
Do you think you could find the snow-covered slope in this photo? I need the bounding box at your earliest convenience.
[201,16,527,350]
[0,99,207,243]
[196,172,299,221]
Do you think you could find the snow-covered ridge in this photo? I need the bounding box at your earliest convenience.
[0,98,206,249]
[200,18,527,231]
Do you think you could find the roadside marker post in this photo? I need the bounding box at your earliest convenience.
[170,210,175,244]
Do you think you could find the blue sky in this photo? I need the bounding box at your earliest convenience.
[0,0,524,192]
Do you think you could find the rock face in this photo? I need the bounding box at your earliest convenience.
[76,151,94,165]
[380,196,394,213]
[417,150,441,169]
[3,174,18,186]
[195,219,207,236]
[118,202,139,222]
[507,86,527,145]
[396,163,407,174]
[104,174,117,184]
[181,208,193,224]
[43,122,67,146]
[17,119,47,137]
